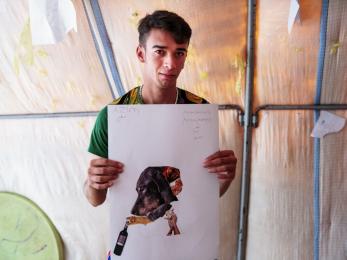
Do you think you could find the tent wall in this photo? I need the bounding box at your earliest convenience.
[0,117,109,260]
[319,1,347,259]
[247,0,347,259]
[254,0,322,106]
[247,0,321,258]
[247,111,315,259]
[0,0,112,114]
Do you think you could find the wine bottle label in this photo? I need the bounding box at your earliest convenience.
[116,235,127,246]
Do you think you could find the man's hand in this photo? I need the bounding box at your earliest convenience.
[203,150,237,196]
[87,158,124,190]
[84,155,124,206]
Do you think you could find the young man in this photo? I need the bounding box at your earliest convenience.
[84,10,237,206]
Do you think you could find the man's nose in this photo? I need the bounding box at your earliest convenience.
[163,54,177,70]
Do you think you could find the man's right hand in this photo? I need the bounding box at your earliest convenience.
[87,157,124,190]
[84,155,124,206]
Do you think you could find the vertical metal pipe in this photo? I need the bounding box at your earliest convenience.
[236,0,256,260]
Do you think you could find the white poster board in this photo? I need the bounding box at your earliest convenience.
[108,104,219,260]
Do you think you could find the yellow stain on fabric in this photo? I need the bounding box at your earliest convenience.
[78,120,86,129]
[36,49,49,58]
[13,54,20,76]
[129,11,141,27]
[19,20,34,66]
[186,45,197,64]
[199,71,208,80]
[51,98,59,110]
[232,55,246,96]
[135,75,142,86]
[38,69,48,77]
[294,47,304,53]
[90,95,101,107]
[13,19,49,76]
[330,42,341,55]
[65,80,77,93]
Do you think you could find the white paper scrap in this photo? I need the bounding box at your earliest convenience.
[311,111,346,138]
[0,0,8,14]
[288,0,300,34]
[29,0,77,45]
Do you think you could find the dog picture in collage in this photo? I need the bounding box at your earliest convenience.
[126,166,183,236]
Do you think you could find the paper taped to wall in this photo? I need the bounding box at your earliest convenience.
[311,111,346,138]
[288,0,300,34]
[29,0,77,45]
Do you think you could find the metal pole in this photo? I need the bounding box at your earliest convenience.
[236,0,256,259]
[253,104,347,127]
[0,111,99,120]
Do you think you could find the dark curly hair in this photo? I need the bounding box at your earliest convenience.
[138,10,192,45]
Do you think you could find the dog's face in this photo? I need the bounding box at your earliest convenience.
[133,179,164,216]
[131,167,178,218]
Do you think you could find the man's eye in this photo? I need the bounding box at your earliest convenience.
[176,52,186,57]
[155,50,165,55]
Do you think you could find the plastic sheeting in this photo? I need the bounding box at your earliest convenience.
[320,111,347,260]
[0,117,110,260]
[0,0,112,114]
[319,1,347,259]
[247,111,315,259]
[247,1,322,257]
[254,0,322,106]
[248,0,347,259]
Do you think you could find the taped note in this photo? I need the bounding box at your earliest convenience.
[311,111,346,138]
[288,0,300,34]
[29,0,77,45]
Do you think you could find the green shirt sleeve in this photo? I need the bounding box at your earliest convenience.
[88,106,108,158]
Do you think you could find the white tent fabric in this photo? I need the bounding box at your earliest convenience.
[0,0,112,114]
[0,117,109,260]
[319,1,347,259]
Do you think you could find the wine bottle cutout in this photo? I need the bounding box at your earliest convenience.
[114,223,128,256]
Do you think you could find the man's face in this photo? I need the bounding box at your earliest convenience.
[137,29,189,90]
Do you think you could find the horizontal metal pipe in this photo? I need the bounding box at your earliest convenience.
[252,104,347,127]
[0,104,244,120]
[218,104,244,113]
[0,111,99,120]
[255,104,347,114]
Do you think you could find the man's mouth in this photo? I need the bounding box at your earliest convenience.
[159,73,177,79]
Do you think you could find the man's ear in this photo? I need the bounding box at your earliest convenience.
[136,45,145,63]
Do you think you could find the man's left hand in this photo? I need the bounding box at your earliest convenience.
[203,150,237,195]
